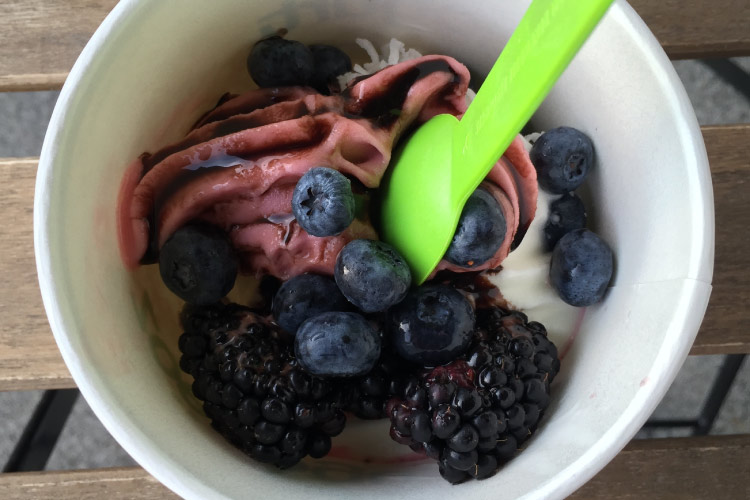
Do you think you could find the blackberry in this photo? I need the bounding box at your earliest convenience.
[178,302,345,468]
[334,349,417,419]
[385,306,560,483]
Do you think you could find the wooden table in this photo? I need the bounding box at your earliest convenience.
[0,0,748,498]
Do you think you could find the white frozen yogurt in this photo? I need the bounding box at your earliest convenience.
[490,135,583,351]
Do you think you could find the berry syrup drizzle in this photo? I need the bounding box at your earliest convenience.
[432,269,510,310]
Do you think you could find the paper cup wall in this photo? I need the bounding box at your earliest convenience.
[34,0,713,499]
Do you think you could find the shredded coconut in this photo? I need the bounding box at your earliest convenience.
[337,38,425,89]
[337,38,475,108]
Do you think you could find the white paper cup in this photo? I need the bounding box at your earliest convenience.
[35,1,713,498]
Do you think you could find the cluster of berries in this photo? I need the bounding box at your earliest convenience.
[155,37,619,484]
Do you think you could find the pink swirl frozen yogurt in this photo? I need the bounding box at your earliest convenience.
[117,55,537,279]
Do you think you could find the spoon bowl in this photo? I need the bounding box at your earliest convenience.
[380,113,460,283]
[380,0,614,283]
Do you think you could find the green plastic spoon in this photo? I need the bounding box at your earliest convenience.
[379,0,614,284]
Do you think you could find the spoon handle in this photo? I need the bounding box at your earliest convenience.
[452,0,613,201]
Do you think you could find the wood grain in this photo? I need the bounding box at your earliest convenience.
[0,0,117,92]
[0,159,72,391]
[0,435,746,499]
[629,0,750,60]
[0,125,748,390]
[0,0,749,92]
[694,125,750,355]
[0,467,179,500]
[570,434,750,499]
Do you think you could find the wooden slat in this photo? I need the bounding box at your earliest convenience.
[629,0,750,60]
[1,0,749,92]
[0,467,179,500]
[0,0,117,92]
[0,435,747,499]
[570,434,750,499]
[0,124,748,390]
[0,159,72,391]
[693,125,750,355]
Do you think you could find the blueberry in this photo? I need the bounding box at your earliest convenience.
[543,192,587,251]
[388,285,474,366]
[445,187,506,268]
[247,36,314,88]
[295,312,381,377]
[549,229,614,306]
[309,44,352,94]
[530,127,594,194]
[158,223,237,305]
[272,273,349,333]
[292,167,355,237]
[334,239,411,312]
